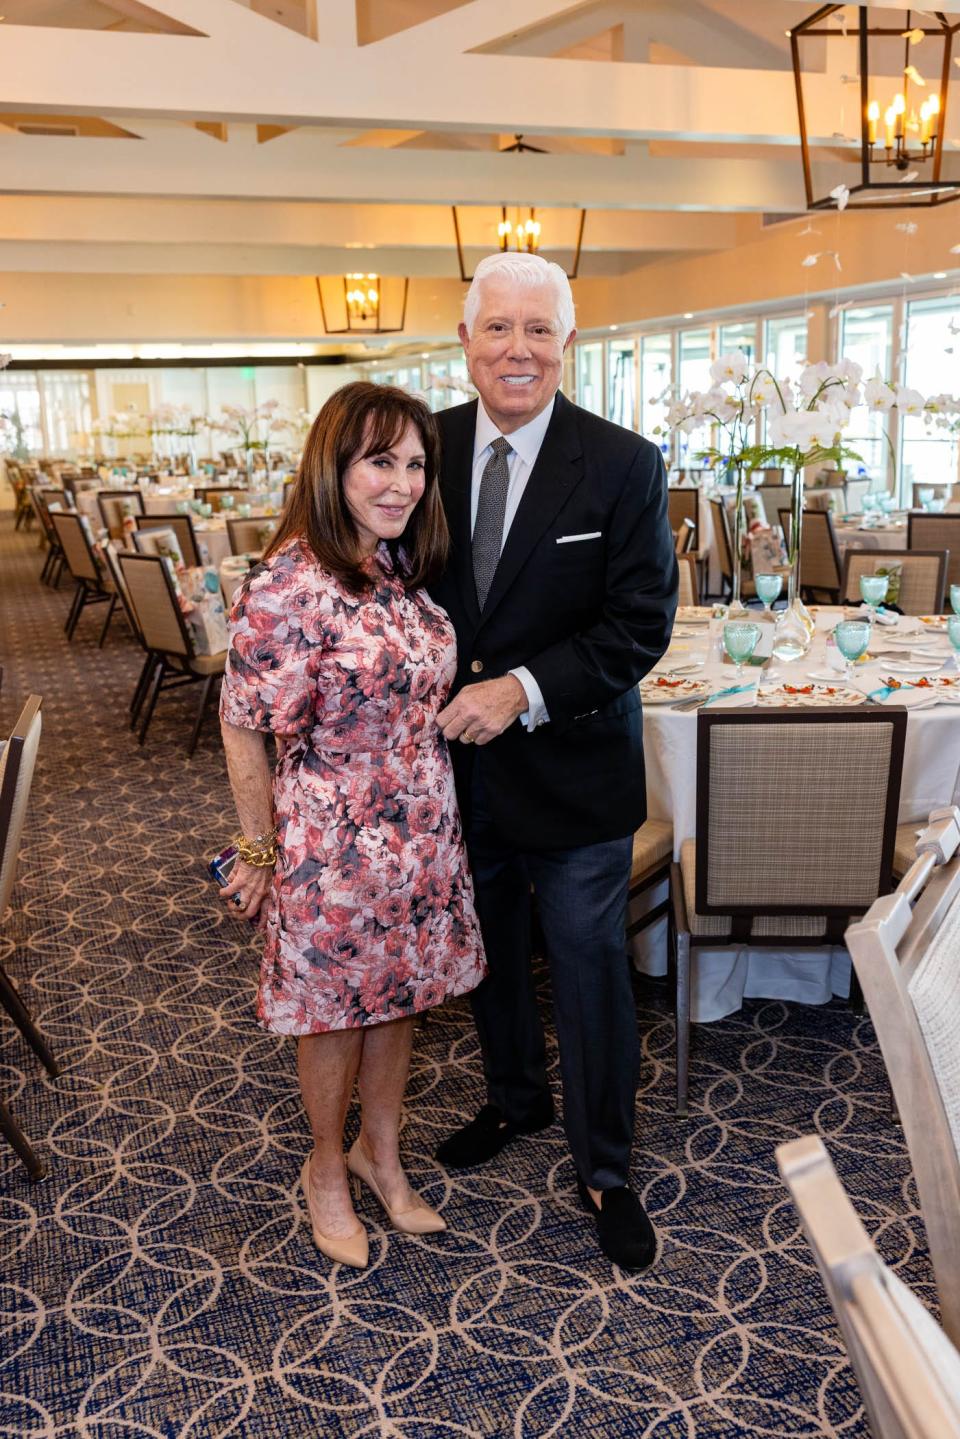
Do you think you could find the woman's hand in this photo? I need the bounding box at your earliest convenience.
[219,858,273,921]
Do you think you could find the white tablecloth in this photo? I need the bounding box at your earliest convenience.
[633,607,960,1021]
[834,523,908,553]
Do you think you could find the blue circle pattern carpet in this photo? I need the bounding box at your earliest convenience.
[0,519,936,1437]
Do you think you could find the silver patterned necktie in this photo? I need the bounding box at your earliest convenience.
[472,435,512,610]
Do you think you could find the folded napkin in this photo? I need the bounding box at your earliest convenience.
[863,679,960,708]
[702,682,759,709]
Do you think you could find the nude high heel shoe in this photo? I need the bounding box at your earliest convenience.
[346,1142,447,1235]
[300,1155,369,1269]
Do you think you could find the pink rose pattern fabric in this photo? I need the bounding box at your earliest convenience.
[220,538,487,1034]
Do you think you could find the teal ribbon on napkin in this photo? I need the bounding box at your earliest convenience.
[702,683,757,707]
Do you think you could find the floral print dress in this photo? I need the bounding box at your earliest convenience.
[220,537,487,1034]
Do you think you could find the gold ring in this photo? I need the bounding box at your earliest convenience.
[462,733,475,744]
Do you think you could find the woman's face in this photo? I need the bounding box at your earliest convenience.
[343,419,427,557]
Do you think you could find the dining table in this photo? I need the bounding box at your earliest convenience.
[631,603,960,1022]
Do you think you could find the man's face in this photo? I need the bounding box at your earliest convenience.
[458,278,575,434]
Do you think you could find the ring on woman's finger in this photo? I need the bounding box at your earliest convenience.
[232,894,244,907]
[462,732,475,744]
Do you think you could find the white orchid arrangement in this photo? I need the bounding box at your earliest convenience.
[147,404,212,439]
[214,399,291,451]
[90,411,150,441]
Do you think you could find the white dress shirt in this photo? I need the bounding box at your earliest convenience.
[471,397,555,730]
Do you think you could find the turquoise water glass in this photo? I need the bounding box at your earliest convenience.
[199,502,213,519]
[723,620,761,679]
[928,497,946,513]
[950,584,960,616]
[918,487,934,510]
[755,573,782,612]
[220,493,235,510]
[879,493,897,514]
[859,573,888,619]
[948,615,960,653]
[834,619,871,684]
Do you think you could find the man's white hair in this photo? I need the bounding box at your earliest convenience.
[462,252,575,339]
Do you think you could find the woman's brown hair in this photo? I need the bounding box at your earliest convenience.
[263,381,448,592]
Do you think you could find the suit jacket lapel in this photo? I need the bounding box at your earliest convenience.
[477,392,584,628]
[440,400,481,624]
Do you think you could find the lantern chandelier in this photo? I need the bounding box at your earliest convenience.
[315,273,409,334]
[791,6,960,209]
[452,136,586,281]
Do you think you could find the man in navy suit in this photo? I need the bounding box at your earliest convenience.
[433,252,677,1269]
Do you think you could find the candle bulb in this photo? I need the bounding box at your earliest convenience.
[867,100,879,145]
[929,92,940,140]
[920,98,931,144]
[884,105,896,149]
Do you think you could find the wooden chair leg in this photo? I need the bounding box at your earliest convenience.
[675,929,691,1119]
[187,674,215,757]
[0,1099,45,1182]
[137,660,166,746]
[0,965,60,1077]
[97,594,118,648]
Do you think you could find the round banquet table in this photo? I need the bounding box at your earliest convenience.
[632,606,960,1022]
[833,521,908,553]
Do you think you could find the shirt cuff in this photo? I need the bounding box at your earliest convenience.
[509,666,550,731]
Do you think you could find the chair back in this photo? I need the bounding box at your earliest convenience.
[97,489,145,539]
[778,1133,960,1439]
[709,498,734,585]
[696,708,906,939]
[844,478,872,514]
[0,696,42,920]
[754,468,785,485]
[134,513,201,568]
[908,513,960,590]
[194,487,247,514]
[846,806,960,1346]
[677,554,698,607]
[779,507,842,597]
[667,488,698,535]
[225,516,278,556]
[841,549,947,615]
[674,518,696,555]
[50,511,104,586]
[117,552,194,659]
[754,484,793,526]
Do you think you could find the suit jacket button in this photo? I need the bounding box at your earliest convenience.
[470,659,484,674]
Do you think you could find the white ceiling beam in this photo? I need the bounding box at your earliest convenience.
[0,11,886,141]
[373,0,596,54]
[0,126,817,209]
[304,0,357,46]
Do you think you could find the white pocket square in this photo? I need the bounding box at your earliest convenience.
[555,531,602,544]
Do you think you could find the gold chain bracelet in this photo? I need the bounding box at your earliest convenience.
[234,828,278,867]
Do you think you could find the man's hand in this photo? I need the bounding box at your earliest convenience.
[437,675,527,746]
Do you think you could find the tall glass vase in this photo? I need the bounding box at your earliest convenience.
[772,465,813,661]
[728,464,747,615]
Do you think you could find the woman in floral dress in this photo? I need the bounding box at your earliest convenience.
[219,383,486,1269]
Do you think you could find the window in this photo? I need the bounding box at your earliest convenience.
[575,343,604,415]
[901,296,960,495]
[606,337,636,429]
[640,334,672,461]
[677,329,712,465]
[0,372,43,455]
[840,305,893,483]
[718,321,757,369]
[763,314,807,377]
[40,372,93,456]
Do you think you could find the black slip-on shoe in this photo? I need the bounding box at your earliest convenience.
[577,1178,657,1271]
[435,1101,554,1170]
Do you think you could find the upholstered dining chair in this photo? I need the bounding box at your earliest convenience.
[752,483,793,528]
[627,819,675,943]
[778,1133,960,1439]
[840,548,948,616]
[225,516,277,556]
[908,512,960,592]
[134,512,202,568]
[98,542,158,728]
[49,512,119,645]
[667,487,698,537]
[709,497,735,600]
[779,507,843,602]
[846,805,960,1347]
[670,707,908,1117]
[676,554,698,607]
[193,486,248,514]
[96,488,145,540]
[0,695,60,1181]
[29,487,67,586]
[674,518,697,556]
[117,552,226,755]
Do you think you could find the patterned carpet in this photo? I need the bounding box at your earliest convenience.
[0,518,935,1438]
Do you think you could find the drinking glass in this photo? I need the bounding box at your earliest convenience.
[833,619,872,684]
[948,615,960,656]
[754,573,782,612]
[175,501,189,515]
[220,493,235,510]
[723,620,762,679]
[199,502,213,519]
[859,573,888,621]
[879,493,897,515]
[918,487,934,510]
[950,584,960,617]
[928,497,946,513]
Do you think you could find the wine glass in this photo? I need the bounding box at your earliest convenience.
[220,493,235,510]
[917,487,934,511]
[950,584,960,617]
[948,615,960,657]
[833,620,872,685]
[754,573,782,613]
[859,573,888,622]
[723,620,762,680]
